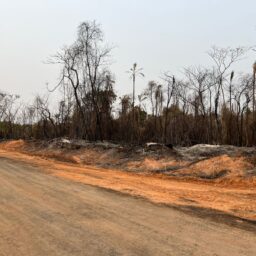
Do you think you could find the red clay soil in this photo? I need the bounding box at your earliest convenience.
[0,140,255,221]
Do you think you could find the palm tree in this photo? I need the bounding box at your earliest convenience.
[253,62,256,112]
[127,63,145,116]
[253,62,256,144]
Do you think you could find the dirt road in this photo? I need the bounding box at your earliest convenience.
[0,157,255,255]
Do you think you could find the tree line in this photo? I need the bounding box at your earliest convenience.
[1,21,256,146]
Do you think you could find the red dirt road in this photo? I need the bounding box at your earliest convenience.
[0,156,255,256]
[0,149,255,221]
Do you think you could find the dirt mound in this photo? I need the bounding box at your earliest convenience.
[0,140,255,187]
[177,144,256,160]
[127,158,185,173]
[170,155,255,181]
[0,139,26,150]
[192,155,252,176]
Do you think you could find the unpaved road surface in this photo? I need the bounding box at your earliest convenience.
[0,157,255,256]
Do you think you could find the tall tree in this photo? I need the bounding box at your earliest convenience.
[51,21,113,141]
[127,63,144,121]
[252,62,256,144]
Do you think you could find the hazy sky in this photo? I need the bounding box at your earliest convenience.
[0,0,255,102]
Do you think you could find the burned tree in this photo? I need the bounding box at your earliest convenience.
[51,21,113,141]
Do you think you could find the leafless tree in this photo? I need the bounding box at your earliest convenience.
[50,21,113,140]
[208,46,248,142]
[162,73,176,143]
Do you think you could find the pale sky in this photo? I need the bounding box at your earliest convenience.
[0,0,255,102]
